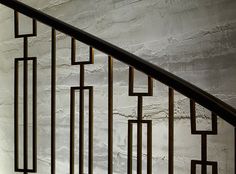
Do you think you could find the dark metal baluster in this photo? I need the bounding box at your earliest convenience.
[70,38,76,174]
[89,87,94,174]
[23,37,28,174]
[79,65,85,174]
[71,38,76,64]
[128,67,153,174]
[70,88,75,174]
[32,50,37,172]
[128,67,134,96]
[51,28,56,174]
[201,134,207,174]
[14,11,19,38]
[70,39,94,174]
[14,10,38,173]
[128,121,133,174]
[14,58,19,171]
[147,120,152,174]
[32,19,37,36]
[148,76,153,96]
[168,88,174,174]
[190,100,196,133]
[137,96,143,174]
[190,100,218,174]
[108,56,113,174]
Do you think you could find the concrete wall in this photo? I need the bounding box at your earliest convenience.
[0,0,235,173]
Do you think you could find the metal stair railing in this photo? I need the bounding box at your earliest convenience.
[0,0,235,174]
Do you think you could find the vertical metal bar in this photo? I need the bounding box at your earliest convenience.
[137,96,143,174]
[213,162,218,174]
[23,37,28,57]
[14,10,19,171]
[71,38,76,64]
[201,134,207,174]
[79,65,85,174]
[190,100,196,133]
[129,67,134,95]
[51,28,56,174]
[108,56,113,174]
[147,121,152,174]
[235,127,236,174]
[32,58,37,171]
[148,77,153,96]
[32,19,37,36]
[14,11,19,38]
[70,88,75,174]
[128,121,133,174]
[168,88,174,174]
[212,113,218,134]
[90,47,94,64]
[23,37,28,174]
[88,88,94,174]
[14,59,19,171]
[137,97,143,122]
[191,161,196,174]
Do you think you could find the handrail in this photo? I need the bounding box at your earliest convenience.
[0,0,236,127]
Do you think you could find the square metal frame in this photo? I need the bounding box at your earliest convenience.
[129,67,153,96]
[14,11,37,38]
[190,100,218,135]
[71,38,94,65]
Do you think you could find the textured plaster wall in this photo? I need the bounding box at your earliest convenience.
[0,0,235,173]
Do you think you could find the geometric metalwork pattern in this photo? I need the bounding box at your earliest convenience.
[14,11,37,173]
[2,2,233,174]
[14,11,37,38]
[70,86,93,174]
[190,99,218,174]
[128,120,152,174]
[70,40,94,174]
[128,67,153,174]
[71,38,94,65]
[191,160,218,174]
[129,67,153,96]
[14,58,37,173]
[190,100,217,135]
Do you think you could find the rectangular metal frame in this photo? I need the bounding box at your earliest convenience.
[14,57,37,173]
[128,120,152,174]
[190,100,217,135]
[70,86,93,174]
[129,67,153,96]
[190,99,218,174]
[14,11,37,38]
[191,160,218,174]
[71,38,94,65]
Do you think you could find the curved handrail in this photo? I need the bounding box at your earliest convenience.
[0,0,236,126]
